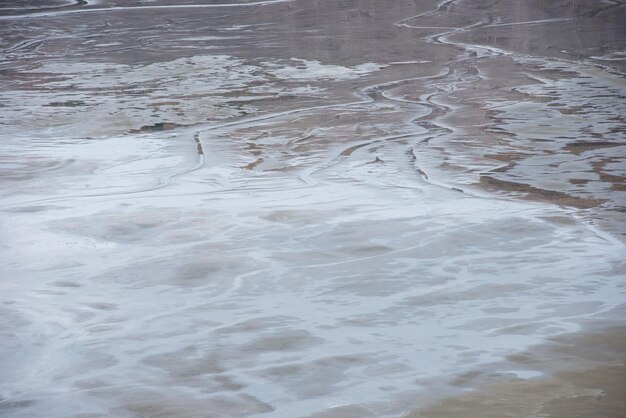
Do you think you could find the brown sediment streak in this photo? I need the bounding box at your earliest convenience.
[130,122,180,134]
[193,132,204,155]
[564,141,622,155]
[243,158,262,170]
[479,175,606,209]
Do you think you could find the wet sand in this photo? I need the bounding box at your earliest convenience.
[408,324,626,418]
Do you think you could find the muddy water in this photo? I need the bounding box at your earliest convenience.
[1,1,625,417]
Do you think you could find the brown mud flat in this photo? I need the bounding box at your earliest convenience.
[408,326,626,418]
[479,175,606,209]
[1,1,625,417]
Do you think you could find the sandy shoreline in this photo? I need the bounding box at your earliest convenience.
[407,319,626,418]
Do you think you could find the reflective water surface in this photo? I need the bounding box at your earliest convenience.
[1,1,625,417]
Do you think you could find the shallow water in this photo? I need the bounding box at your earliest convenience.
[1,1,625,417]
